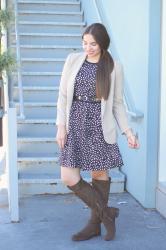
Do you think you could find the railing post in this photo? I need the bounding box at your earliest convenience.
[6,107,19,222]
[1,0,19,222]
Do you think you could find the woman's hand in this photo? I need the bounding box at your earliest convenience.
[124,129,140,149]
[56,125,67,149]
[127,134,140,149]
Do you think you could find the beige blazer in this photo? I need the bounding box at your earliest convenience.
[56,52,130,144]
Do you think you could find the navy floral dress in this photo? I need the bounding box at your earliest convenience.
[59,59,124,171]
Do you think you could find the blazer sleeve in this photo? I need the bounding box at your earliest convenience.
[56,53,72,126]
[112,62,131,134]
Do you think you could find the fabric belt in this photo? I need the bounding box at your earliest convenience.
[73,95,101,103]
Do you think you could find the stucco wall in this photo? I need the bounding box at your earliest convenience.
[82,0,161,207]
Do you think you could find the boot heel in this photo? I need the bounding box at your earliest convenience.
[110,207,119,217]
[115,208,119,218]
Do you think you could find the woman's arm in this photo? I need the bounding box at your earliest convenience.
[112,61,131,134]
[56,53,72,149]
[113,62,139,148]
[56,53,72,127]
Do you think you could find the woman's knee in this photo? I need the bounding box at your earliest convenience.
[91,170,109,180]
[61,166,81,186]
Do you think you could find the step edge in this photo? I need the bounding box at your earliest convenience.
[21,58,66,61]
[18,156,58,161]
[18,21,86,26]
[13,72,62,75]
[18,0,81,5]
[18,137,56,142]
[18,10,83,15]
[11,45,82,48]
[15,102,57,106]
[12,33,82,37]
[17,118,56,124]
[14,86,59,90]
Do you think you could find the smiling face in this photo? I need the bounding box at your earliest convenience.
[82,34,101,60]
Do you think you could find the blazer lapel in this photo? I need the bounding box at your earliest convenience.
[67,52,87,106]
[66,52,114,120]
[69,52,87,89]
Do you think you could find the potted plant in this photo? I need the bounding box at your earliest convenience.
[0,8,16,146]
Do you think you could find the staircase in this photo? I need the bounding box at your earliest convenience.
[10,0,125,197]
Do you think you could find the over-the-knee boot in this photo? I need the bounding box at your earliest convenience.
[71,177,118,241]
[67,178,119,241]
[92,178,119,240]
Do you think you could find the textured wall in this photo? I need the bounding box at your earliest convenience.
[82,0,161,208]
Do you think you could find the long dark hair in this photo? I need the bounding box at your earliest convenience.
[82,23,114,100]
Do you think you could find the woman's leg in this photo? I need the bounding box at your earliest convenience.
[70,170,109,241]
[67,169,119,241]
[61,166,81,186]
[67,174,119,241]
[91,170,111,211]
[61,166,101,241]
[90,170,119,240]
[91,170,109,181]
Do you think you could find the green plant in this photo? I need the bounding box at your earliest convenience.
[0,8,16,81]
[0,50,16,74]
[0,9,14,33]
[0,8,15,145]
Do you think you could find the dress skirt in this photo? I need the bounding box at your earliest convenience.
[59,59,124,171]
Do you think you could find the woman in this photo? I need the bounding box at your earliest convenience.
[56,23,139,241]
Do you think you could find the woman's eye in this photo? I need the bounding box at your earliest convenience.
[83,42,97,46]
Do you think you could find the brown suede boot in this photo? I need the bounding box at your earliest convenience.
[71,212,101,241]
[67,178,119,241]
[92,178,119,241]
[72,177,118,241]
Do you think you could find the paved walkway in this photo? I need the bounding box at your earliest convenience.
[0,192,166,250]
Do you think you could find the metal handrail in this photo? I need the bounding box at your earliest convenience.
[93,0,144,119]
[14,0,25,119]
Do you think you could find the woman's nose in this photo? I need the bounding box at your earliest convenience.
[86,45,92,51]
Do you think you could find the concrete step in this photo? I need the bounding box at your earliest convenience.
[17,119,56,137]
[18,10,83,22]
[18,173,89,196]
[18,160,59,175]
[12,33,82,45]
[10,45,82,58]
[12,74,61,87]
[17,137,59,156]
[13,86,59,102]
[19,0,78,2]
[18,169,125,196]
[21,0,78,1]
[18,1,81,12]
[16,21,86,33]
[12,70,62,87]
[20,58,65,72]
[0,170,8,206]
[15,101,57,119]
[17,118,56,123]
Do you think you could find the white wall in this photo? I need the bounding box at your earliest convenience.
[158,0,166,183]
[82,0,161,208]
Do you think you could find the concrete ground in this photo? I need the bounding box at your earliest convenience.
[0,192,166,250]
